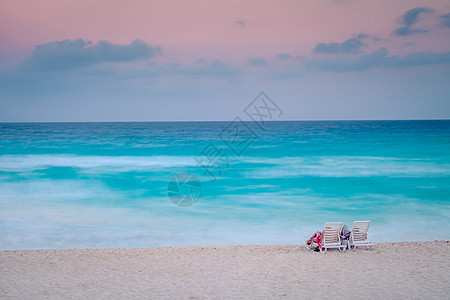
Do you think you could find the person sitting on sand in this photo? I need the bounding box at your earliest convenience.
[306,231,323,251]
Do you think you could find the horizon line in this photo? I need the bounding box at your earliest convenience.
[1,118,449,124]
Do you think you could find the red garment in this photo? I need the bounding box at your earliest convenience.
[306,230,323,250]
[315,232,322,251]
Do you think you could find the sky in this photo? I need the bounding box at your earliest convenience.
[0,0,450,122]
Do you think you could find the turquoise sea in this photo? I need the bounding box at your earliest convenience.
[0,120,449,250]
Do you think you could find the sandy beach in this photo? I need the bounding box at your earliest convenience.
[1,241,449,299]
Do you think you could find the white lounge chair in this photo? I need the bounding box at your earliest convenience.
[321,222,344,253]
[349,221,374,250]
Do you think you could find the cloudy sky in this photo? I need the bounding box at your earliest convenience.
[1,0,449,121]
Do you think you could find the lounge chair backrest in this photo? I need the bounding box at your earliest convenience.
[351,221,370,242]
[323,222,342,244]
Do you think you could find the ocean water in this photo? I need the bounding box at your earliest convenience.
[0,120,449,250]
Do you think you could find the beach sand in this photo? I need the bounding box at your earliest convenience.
[1,241,449,299]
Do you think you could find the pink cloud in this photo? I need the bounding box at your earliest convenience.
[0,0,449,66]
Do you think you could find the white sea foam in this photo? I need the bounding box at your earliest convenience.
[0,154,197,171]
[238,155,450,178]
[252,145,278,149]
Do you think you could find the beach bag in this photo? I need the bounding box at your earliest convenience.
[341,224,351,240]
